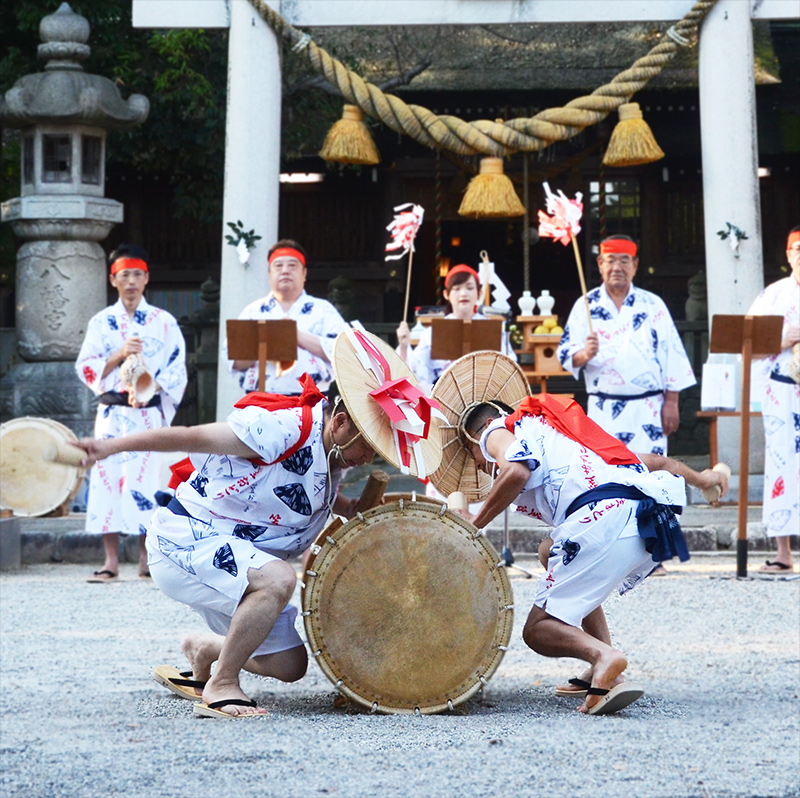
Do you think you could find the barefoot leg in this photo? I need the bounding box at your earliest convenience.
[199,560,296,716]
[524,604,628,711]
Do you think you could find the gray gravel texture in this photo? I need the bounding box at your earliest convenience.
[1,556,798,798]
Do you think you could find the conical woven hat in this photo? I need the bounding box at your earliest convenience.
[332,330,442,477]
[429,351,530,501]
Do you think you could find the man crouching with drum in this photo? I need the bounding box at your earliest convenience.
[73,330,440,719]
[456,389,729,716]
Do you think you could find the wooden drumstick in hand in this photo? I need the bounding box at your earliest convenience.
[42,440,85,468]
[356,470,390,512]
[702,463,731,503]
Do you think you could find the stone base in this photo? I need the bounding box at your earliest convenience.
[0,359,97,436]
[0,516,21,570]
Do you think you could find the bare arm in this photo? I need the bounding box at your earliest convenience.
[296,329,328,360]
[468,429,530,529]
[638,452,729,499]
[661,390,681,437]
[571,332,599,369]
[74,422,259,467]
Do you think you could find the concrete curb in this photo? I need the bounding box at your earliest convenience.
[3,509,796,568]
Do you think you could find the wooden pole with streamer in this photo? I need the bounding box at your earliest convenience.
[570,234,594,333]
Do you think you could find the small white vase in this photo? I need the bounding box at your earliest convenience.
[517,290,536,317]
[536,289,555,316]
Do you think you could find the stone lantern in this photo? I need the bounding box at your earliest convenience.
[0,2,148,427]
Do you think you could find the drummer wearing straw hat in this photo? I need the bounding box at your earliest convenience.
[73,329,442,719]
[434,351,728,716]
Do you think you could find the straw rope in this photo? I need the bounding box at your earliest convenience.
[248,0,715,157]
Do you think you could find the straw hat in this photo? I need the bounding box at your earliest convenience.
[429,351,530,501]
[332,329,442,477]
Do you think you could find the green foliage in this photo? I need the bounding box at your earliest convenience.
[0,0,228,222]
[225,221,262,251]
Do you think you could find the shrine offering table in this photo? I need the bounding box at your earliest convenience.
[515,316,571,391]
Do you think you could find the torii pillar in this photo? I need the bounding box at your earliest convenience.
[133,0,799,420]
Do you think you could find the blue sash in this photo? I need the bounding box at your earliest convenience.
[565,482,689,563]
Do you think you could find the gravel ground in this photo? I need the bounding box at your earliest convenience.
[1,556,798,798]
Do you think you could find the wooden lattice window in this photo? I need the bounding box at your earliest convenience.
[588,179,641,255]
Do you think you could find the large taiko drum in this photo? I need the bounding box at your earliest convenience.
[302,497,514,714]
[0,417,84,517]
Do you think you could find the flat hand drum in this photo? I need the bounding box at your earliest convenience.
[302,500,513,714]
[0,417,83,517]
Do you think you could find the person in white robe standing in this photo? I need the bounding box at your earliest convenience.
[746,226,800,574]
[76,245,187,582]
[557,235,696,457]
[227,239,348,396]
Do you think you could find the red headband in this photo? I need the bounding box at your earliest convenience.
[788,231,800,249]
[269,247,306,266]
[445,264,480,288]
[111,257,148,275]
[600,239,638,257]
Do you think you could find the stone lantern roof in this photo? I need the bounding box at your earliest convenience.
[0,2,149,130]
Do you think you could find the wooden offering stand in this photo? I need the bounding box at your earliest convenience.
[226,319,298,392]
[515,315,570,390]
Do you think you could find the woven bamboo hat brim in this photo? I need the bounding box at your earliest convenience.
[430,351,530,501]
[332,330,442,476]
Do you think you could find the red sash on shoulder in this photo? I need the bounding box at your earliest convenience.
[504,394,640,466]
[168,373,325,488]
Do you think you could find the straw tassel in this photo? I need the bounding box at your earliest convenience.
[458,157,525,219]
[319,104,380,165]
[602,103,665,167]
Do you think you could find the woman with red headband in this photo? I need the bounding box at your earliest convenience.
[227,239,348,396]
[395,263,517,391]
[746,226,800,574]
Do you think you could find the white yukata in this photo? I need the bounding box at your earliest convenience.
[558,284,696,456]
[146,402,333,655]
[227,291,348,394]
[406,312,518,392]
[481,414,687,627]
[76,297,187,536]
[747,276,800,538]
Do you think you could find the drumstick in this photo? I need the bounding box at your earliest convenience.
[701,463,732,503]
[42,440,85,467]
[447,491,467,511]
[357,470,390,512]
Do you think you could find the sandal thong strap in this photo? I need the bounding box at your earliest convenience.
[586,687,610,697]
[207,698,257,710]
[568,678,592,689]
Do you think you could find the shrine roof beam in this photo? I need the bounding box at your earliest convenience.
[133,0,800,29]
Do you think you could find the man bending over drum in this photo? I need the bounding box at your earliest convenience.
[73,330,441,719]
[457,392,728,716]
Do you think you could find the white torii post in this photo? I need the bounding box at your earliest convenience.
[699,1,765,318]
[132,0,799,420]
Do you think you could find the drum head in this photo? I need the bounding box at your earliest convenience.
[302,499,513,714]
[0,417,82,517]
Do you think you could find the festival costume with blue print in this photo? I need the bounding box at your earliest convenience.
[226,290,348,394]
[76,297,187,536]
[481,394,688,627]
[146,375,331,655]
[747,276,800,539]
[557,284,695,455]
